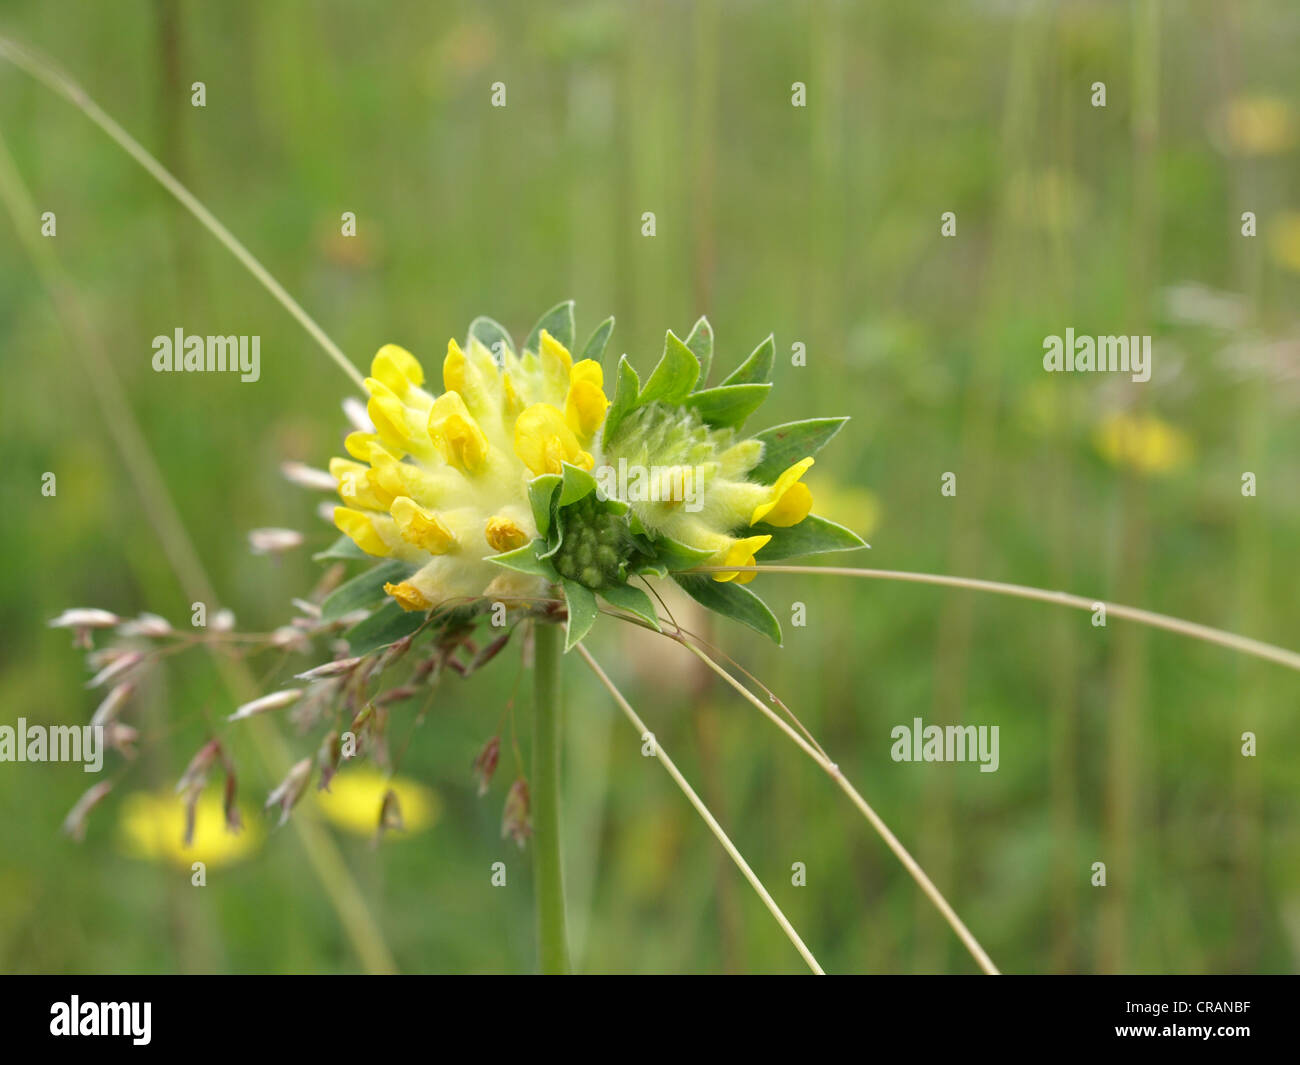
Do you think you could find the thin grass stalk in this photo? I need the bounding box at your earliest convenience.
[670,634,1000,975]
[0,127,396,975]
[532,622,571,973]
[578,644,824,974]
[0,35,365,391]
[688,566,1300,672]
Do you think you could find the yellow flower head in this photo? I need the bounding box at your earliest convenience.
[326,304,865,644]
[331,319,608,611]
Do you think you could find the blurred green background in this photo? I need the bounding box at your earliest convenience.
[1,0,1298,974]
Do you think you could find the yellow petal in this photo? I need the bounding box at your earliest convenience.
[389,496,457,554]
[514,402,586,475]
[384,580,433,612]
[366,447,446,508]
[570,358,603,388]
[540,329,573,373]
[333,507,393,558]
[485,516,530,553]
[762,481,812,527]
[330,458,384,510]
[366,378,431,455]
[345,431,402,462]
[442,339,475,398]
[371,344,424,392]
[501,372,524,418]
[712,534,771,584]
[751,457,815,526]
[428,392,490,475]
[565,378,610,441]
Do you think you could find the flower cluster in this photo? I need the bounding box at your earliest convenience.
[327,302,865,648]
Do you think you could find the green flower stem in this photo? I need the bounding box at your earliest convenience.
[532,620,571,974]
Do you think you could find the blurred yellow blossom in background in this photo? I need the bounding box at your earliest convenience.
[1214,95,1296,157]
[1269,211,1300,274]
[1093,412,1193,476]
[315,766,440,839]
[812,481,881,542]
[119,791,262,869]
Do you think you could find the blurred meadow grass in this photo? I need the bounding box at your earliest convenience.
[1,0,1298,973]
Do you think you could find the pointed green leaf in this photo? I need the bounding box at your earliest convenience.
[322,560,415,621]
[683,382,772,429]
[581,316,615,362]
[638,330,700,406]
[468,316,515,365]
[558,461,599,506]
[750,417,849,483]
[345,600,428,656]
[684,317,713,384]
[750,515,868,561]
[524,300,576,354]
[561,580,599,650]
[313,535,369,563]
[599,582,662,630]
[487,541,557,580]
[674,575,782,644]
[600,355,641,445]
[527,474,562,540]
[721,334,775,386]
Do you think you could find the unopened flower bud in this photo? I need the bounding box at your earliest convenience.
[502,778,532,848]
[62,781,113,842]
[295,656,363,681]
[85,651,144,690]
[49,608,119,630]
[90,682,134,728]
[117,613,172,637]
[265,758,313,826]
[472,736,500,797]
[228,688,303,723]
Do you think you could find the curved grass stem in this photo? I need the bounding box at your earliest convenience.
[690,565,1300,672]
[673,635,1000,975]
[0,128,395,974]
[0,34,366,391]
[577,644,824,974]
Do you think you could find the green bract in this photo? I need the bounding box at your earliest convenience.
[475,302,869,649]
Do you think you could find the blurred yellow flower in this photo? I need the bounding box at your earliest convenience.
[314,765,440,839]
[1093,412,1193,476]
[810,481,881,541]
[119,791,262,869]
[1215,96,1295,157]
[1269,211,1300,274]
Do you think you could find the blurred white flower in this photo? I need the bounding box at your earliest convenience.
[248,527,305,555]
